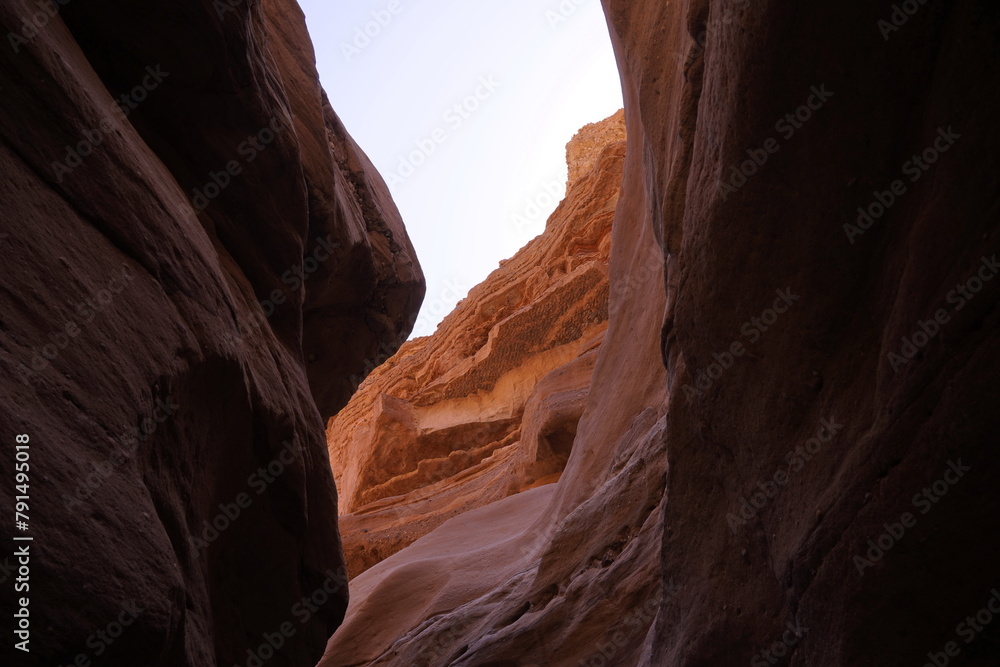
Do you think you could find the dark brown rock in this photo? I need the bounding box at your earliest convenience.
[0,0,421,665]
[623,0,1000,664]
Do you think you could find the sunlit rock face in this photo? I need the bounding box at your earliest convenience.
[326,111,627,578]
[321,96,666,665]
[321,1,999,666]
[0,0,422,665]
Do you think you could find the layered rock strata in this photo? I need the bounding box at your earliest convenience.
[326,111,627,578]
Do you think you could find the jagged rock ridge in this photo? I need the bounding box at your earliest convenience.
[326,110,626,578]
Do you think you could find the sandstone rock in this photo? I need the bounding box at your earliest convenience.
[326,112,627,579]
[621,1,1000,664]
[323,1,1000,665]
[567,108,626,184]
[0,0,422,665]
[321,104,671,666]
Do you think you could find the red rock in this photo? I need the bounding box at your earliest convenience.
[326,112,627,578]
[323,2,1000,665]
[0,0,421,664]
[320,106,669,666]
[616,1,1000,664]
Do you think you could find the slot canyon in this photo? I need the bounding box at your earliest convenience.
[0,1,998,666]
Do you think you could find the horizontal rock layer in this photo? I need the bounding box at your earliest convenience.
[322,98,666,665]
[326,112,627,579]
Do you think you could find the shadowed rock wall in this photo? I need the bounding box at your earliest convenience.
[0,0,422,664]
[611,0,1000,664]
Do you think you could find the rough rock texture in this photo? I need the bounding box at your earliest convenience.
[322,100,668,664]
[323,1,1000,666]
[326,113,626,577]
[0,0,422,665]
[567,108,626,184]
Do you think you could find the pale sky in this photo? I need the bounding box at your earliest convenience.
[297,0,623,336]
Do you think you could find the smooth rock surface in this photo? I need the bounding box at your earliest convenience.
[620,0,1000,664]
[0,0,422,665]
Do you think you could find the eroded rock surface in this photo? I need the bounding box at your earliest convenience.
[323,1,999,666]
[324,98,666,666]
[323,98,666,665]
[326,112,626,577]
[0,0,422,665]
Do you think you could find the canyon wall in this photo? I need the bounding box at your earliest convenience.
[324,1,999,666]
[0,0,422,665]
[620,0,1000,664]
[323,106,669,665]
[327,110,626,578]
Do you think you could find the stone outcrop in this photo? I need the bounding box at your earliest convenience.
[323,1,1000,666]
[567,109,626,183]
[323,104,664,666]
[326,112,626,577]
[0,0,422,665]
